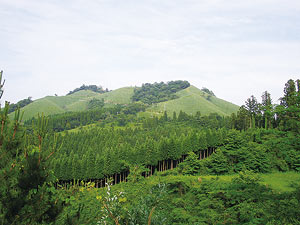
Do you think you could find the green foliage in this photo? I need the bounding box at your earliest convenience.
[206,149,230,174]
[67,84,109,95]
[132,80,190,104]
[24,103,144,132]
[276,79,300,132]
[2,76,300,224]
[10,82,239,123]
[87,98,104,110]
[52,170,300,224]
[96,182,126,224]
[56,181,170,224]
[127,183,169,224]
[260,172,300,192]
[178,152,200,175]
[127,165,149,183]
[232,78,300,133]
[0,77,62,223]
[35,108,300,183]
[244,95,259,128]
[260,91,273,129]
[201,87,215,97]
[165,171,300,224]
[55,181,101,224]
[8,97,33,114]
[122,102,146,115]
[0,103,62,223]
[48,122,225,181]
[196,128,300,176]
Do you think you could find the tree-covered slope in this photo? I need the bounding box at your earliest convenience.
[147,85,239,116]
[132,80,190,104]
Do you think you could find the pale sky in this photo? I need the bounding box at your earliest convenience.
[1,0,300,106]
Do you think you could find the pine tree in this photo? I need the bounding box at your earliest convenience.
[177,110,185,121]
[278,79,300,132]
[95,154,105,180]
[0,109,62,223]
[86,148,96,179]
[178,152,200,175]
[261,91,273,129]
[72,154,81,180]
[172,111,177,121]
[0,74,63,223]
[245,95,259,128]
[280,79,297,107]
[54,160,62,180]
[239,106,250,130]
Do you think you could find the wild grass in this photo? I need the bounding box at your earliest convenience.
[147,85,239,117]
[141,171,300,193]
[260,171,300,192]
[10,88,135,120]
[93,87,135,105]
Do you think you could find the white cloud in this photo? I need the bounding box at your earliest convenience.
[0,0,299,105]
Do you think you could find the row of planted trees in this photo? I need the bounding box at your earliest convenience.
[47,125,226,185]
[231,79,300,132]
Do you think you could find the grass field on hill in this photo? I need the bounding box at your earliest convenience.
[147,86,239,117]
[190,171,300,192]
[144,171,300,193]
[99,87,134,105]
[10,87,135,121]
[10,85,239,120]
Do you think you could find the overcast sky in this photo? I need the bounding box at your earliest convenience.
[1,0,299,106]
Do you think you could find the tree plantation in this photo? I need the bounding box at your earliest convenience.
[49,125,222,185]
[0,75,300,224]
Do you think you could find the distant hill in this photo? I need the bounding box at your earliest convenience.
[145,85,239,117]
[9,83,239,121]
[10,87,134,121]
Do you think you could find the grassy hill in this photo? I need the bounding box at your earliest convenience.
[94,87,134,105]
[146,85,239,117]
[11,87,135,121]
[10,84,239,121]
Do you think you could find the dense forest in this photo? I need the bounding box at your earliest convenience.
[132,80,190,104]
[0,71,300,224]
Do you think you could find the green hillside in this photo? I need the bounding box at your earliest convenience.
[10,84,238,121]
[147,85,239,116]
[10,87,135,121]
[94,87,134,105]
